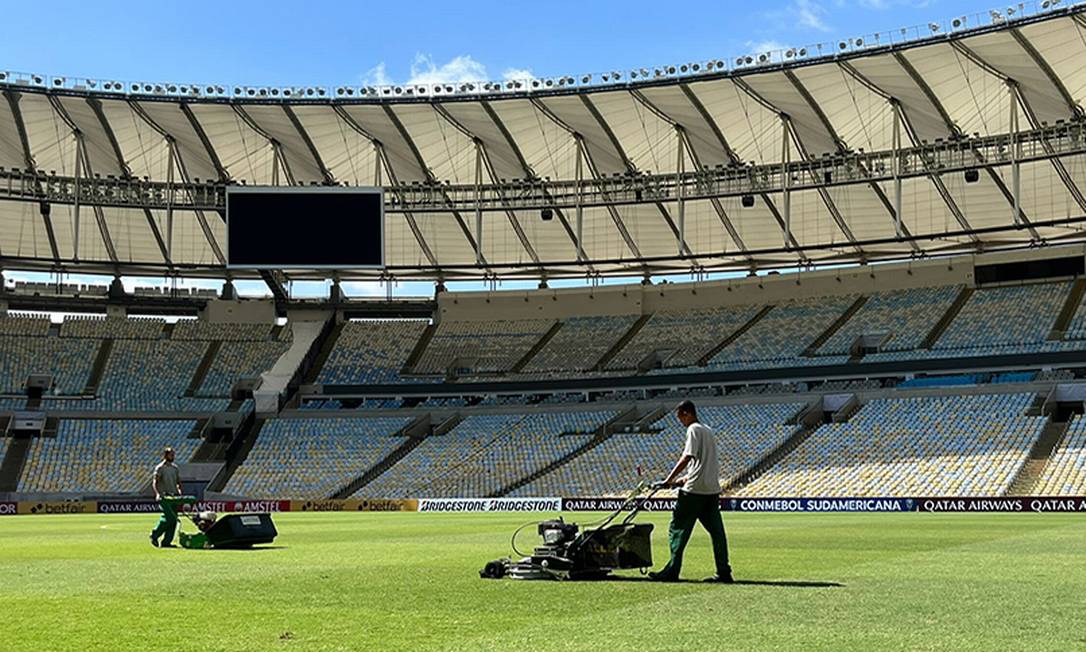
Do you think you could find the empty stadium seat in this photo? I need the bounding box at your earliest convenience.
[1033,416,1086,495]
[740,394,1045,497]
[18,420,198,494]
[224,417,412,498]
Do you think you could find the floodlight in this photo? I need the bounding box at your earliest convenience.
[666,66,675,74]
[839,41,848,50]
[691,63,700,71]
[929,22,941,32]
[953,17,964,28]
[785,49,796,58]
[53,78,63,86]
[855,38,863,46]
[167,85,177,93]
[581,75,591,83]
[758,54,768,63]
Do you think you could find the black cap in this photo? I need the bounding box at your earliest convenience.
[676,400,697,415]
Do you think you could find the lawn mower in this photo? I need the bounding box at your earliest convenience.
[161,496,278,550]
[480,482,662,580]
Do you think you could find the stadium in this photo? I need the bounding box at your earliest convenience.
[2,1,1086,649]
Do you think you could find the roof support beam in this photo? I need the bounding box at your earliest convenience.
[179,103,229,182]
[88,97,171,266]
[530,97,642,259]
[4,90,59,262]
[1008,28,1083,118]
[735,77,860,254]
[630,89,752,260]
[381,104,483,266]
[706,80,808,262]
[432,104,542,267]
[130,101,225,265]
[787,69,920,253]
[581,94,692,257]
[331,105,440,268]
[950,41,1077,236]
[477,101,584,262]
[232,104,295,185]
[282,104,336,184]
[891,53,983,243]
[48,95,117,264]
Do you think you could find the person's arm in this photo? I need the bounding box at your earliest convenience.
[661,454,693,488]
[152,469,162,501]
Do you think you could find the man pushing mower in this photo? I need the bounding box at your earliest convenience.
[649,400,734,583]
[149,447,182,548]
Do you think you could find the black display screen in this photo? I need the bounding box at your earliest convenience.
[226,188,383,268]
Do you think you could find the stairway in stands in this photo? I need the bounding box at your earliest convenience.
[206,413,265,492]
[920,287,974,349]
[721,401,836,496]
[802,296,867,356]
[488,405,653,497]
[510,322,563,373]
[402,323,438,375]
[1047,278,1086,340]
[593,315,651,370]
[1005,413,1072,496]
[330,415,439,499]
[83,339,114,395]
[697,306,774,366]
[184,342,222,397]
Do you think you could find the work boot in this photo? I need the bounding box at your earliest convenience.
[703,571,734,584]
[149,533,159,548]
[648,570,679,582]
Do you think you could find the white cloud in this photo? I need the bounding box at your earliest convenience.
[746,40,789,55]
[362,54,530,88]
[405,53,487,85]
[502,67,535,82]
[794,0,831,31]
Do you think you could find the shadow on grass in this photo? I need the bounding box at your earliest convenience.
[594,576,843,587]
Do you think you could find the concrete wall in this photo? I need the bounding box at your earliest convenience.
[432,244,1086,322]
[201,299,277,324]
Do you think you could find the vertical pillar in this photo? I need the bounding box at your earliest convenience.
[676,128,686,255]
[73,137,82,262]
[575,138,585,262]
[166,139,176,260]
[1009,82,1021,226]
[474,141,483,266]
[892,100,903,239]
[782,117,791,248]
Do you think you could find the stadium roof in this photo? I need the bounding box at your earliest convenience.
[3,5,1086,281]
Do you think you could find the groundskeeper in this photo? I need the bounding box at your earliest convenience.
[150,447,183,548]
[649,400,733,583]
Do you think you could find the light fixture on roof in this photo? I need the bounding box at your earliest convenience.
[785,48,796,58]
[316,88,325,96]
[666,66,675,74]
[32,75,43,84]
[691,63,700,71]
[990,9,1002,20]
[839,41,848,50]
[581,75,591,83]
[52,77,64,86]
[952,16,964,28]
[855,37,863,47]
[928,22,941,32]
[1006,6,1015,15]
[0,72,7,81]
[167,84,177,93]
[613,71,622,79]
[758,53,769,63]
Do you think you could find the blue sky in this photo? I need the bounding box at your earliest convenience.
[0,0,1022,299]
[1,0,1013,90]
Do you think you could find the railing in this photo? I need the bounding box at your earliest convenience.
[2,119,1084,213]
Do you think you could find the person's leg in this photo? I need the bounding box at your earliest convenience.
[161,501,178,546]
[152,499,178,546]
[696,495,732,578]
[656,491,699,579]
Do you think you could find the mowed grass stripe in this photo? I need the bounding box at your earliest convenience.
[1,513,1084,651]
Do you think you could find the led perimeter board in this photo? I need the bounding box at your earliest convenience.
[226,187,384,269]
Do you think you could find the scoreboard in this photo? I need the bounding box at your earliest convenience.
[226,187,383,269]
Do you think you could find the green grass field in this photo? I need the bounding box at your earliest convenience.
[2,511,1085,651]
